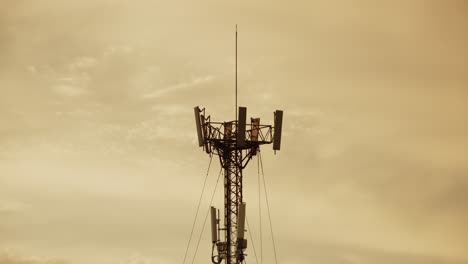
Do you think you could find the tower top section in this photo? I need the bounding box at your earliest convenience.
[194,106,283,155]
[189,26,283,264]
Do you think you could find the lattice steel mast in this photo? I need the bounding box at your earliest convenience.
[193,27,283,264]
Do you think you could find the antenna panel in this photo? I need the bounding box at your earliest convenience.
[273,110,283,150]
[210,206,218,242]
[224,122,233,139]
[237,203,246,240]
[251,118,260,141]
[201,114,211,154]
[201,114,207,140]
[194,106,204,147]
[237,107,247,147]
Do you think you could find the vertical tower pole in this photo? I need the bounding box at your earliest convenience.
[223,148,232,264]
[221,144,243,264]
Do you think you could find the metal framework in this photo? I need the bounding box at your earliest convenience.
[195,106,282,264]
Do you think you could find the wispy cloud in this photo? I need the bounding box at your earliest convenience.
[53,84,85,97]
[0,250,68,264]
[143,75,214,99]
[68,56,97,71]
[0,201,29,215]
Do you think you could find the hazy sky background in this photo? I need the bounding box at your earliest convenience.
[1,1,468,264]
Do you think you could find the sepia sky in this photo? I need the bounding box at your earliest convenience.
[1,1,468,264]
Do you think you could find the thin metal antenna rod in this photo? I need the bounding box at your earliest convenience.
[235,24,238,121]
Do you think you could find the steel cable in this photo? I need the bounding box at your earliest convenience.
[191,167,223,264]
[259,151,278,264]
[182,155,213,264]
[257,154,263,264]
[246,216,260,264]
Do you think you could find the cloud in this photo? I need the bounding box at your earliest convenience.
[53,84,85,97]
[0,201,29,215]
[143,75,214,99]
[26,66,37,74]
[0,250,179,264]
[118,253,175,264]
[282,238,468,264]
[0,251,68,264]
[68,57,97,71]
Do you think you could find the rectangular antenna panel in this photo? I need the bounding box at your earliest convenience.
[237,203,246,240]
[237,107,247,147]
[201,114,211,154]
[273,110,283,150]
[210,206,218,242]
[251,118,260,141]
[201,114,207,140]
[224,122,233,139]
[194,106,204,147]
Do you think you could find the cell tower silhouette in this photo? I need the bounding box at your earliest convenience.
[194,26,283,264]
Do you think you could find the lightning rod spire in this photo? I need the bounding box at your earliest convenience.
[235,24,238,121]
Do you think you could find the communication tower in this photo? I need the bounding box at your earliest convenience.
[193,27,284,264]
